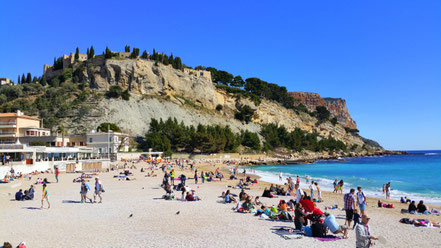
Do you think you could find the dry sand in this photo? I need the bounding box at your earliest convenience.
[0,161,440,248]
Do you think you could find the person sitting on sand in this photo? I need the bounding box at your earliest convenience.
[254,196,262,206]
[417,200,429,214]
[185,191,201,201]
[224,190,237,203]
[15,189,24,201]
[408,201,417,214]
[242,196,254,212]
[262,188,275,198]
[239,189,248,201]
[323,212,348,239]
[24,185,34,200]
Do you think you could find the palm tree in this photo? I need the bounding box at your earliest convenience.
[56,125,67,147]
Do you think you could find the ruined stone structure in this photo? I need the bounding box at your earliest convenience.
[183,68,212,81]
[0,78,13,86]
[289,92,357,129]
[43,53,88,76]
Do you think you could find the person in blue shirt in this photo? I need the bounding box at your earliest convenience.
[15,189,24,201]
[80,179,92,203]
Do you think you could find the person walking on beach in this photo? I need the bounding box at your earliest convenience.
[355,214,378,248]
[385,182,391,199]
[333,179,338,193]
[338,180,344,194]
[201,171,205,184]
[309,180,315,199]
[94,177,103,203]
[80,179,92,203]
[41,183,50,209]
[296,176,300,184]
[279,171,283,181]
[344,188,356,227]
[55,167,59,183]
[170,169,175,186]
[356,187,367,215]
[194,171,198,184]
[315,182,322,202]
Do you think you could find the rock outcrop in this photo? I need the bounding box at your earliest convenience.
[289,92,357,129]
[46,57,380,151]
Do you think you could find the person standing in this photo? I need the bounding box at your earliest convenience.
[201,171,205,184]
[279,171,283,182]
[194,171,198,184]
[296,176,300,184]
[294,184,304,204]
[55,167,60,183]
[385,182,391,199]
[94,177,103,203]
[338,180,344,194]
[315,182,322,202]
[80,179,92,203]
[170,169,175,186]
[333,179,339,193]
[41,184,50,209]
[356,187,367,215]
[355,214,377,248]
[309,181,315,199]
[344,188,356,227]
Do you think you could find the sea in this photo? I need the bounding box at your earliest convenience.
[245,150,441,205]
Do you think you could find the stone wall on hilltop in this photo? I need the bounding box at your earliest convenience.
[289,92,357,129]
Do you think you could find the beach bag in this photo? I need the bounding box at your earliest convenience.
[311,222,327,237]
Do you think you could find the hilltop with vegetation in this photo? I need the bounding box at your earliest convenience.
[0,46,388,157]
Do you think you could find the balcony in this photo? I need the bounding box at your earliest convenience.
[0,132,16,137]
[0,122,16,128]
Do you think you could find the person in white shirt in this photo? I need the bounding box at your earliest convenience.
[295,184,304,204]
[279,171,283,181]
[356,186,367,215]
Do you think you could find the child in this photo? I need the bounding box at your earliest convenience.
[352,209,360,229]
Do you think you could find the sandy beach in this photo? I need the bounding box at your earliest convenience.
[1,160,440,248]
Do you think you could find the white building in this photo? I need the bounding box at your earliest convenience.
[86,130,129,158]
[0,144,109,179]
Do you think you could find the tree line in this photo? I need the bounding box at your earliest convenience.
[141,117,347,156]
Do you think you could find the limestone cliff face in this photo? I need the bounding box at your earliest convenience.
[289,92,357,129]
[54,58,379,150]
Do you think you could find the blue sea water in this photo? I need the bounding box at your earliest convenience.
[246,150,441,205]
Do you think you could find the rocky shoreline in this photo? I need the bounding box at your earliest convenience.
[239,150,408,166]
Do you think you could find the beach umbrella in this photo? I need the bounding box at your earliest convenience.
[300,199,314,212]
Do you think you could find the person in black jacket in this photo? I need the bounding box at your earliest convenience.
[417,200,427,214]
[408,201,417,213]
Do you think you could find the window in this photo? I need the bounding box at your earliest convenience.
[72,142,75,147]
[109,137,112,142]
[89,138,93,143]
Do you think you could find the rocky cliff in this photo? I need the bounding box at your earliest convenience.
[289,92,357,129]
[46,57,380,151]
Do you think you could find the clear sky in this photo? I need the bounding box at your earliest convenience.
[0,1,440,150]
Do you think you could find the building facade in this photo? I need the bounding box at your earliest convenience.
[183,68,212,81]
[0,111,50,144]
[86,130,129,158]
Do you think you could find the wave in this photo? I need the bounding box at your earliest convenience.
[244,168,441,205]
[425,153,438,155]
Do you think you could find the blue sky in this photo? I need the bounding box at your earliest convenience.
[0,1,440,150]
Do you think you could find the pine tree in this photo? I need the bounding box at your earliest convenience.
[152,48,157,61]
[105,46,111,58]
[125,45,130,52]
[90,46,95,58]
[26,73,32,84]
[32,76,38,84]
[17,76,20,85]
[75,47,79,61]
[87,48,90,59]
[40,75,47,86]
[21,74,26,85]
[174,57,183,70]
[141,50,148,59]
